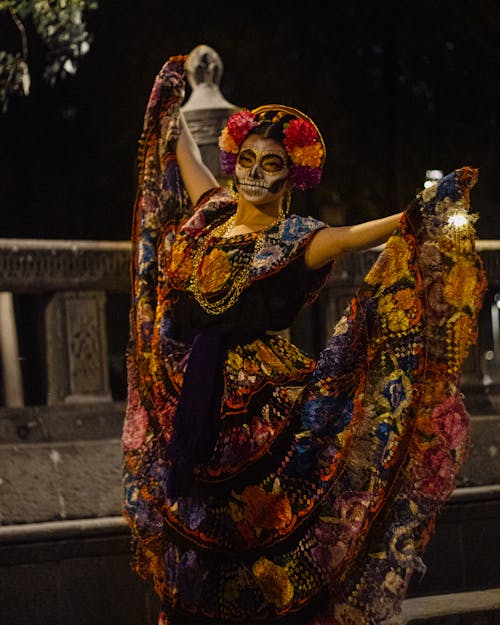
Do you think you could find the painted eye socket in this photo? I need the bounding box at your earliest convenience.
[237,149,256,169]
[237,149,286,173]
[260,154,286,173]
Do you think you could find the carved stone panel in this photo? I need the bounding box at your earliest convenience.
[0,239,131,293]
[45,291,111,405]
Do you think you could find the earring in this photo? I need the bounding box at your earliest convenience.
[279,190,291,219]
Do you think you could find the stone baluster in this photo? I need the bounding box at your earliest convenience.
[182,44,239,182]
[0,292,24,407]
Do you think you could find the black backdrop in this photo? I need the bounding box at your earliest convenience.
[1,0,499,241]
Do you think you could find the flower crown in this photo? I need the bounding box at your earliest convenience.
[218,104,326,191]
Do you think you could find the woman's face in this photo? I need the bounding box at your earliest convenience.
[235,135,290,205]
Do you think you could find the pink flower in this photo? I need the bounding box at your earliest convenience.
[122,388,149,451]
[431,396,469,449]
[314,518,342,543]
[250,417,273,448]
[420,241,442,268]
[333,491,371,537]
[158,611,170,625]
[311,540,348,569]
[226,109,258,145]
[413,446,457,501]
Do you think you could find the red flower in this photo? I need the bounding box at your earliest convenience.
[283,119,319,150]
[413,446,457,501]
[431,396,469,449]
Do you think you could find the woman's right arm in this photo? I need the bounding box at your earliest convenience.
[176,111,219,205]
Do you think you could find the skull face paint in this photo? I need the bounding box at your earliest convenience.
[235,136,290,205]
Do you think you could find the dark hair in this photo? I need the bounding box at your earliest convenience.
[251,121,285,143]
[246,116,296,167]
[250,111,297,144]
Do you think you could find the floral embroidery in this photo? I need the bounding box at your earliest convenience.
[412,445,457,501]
[122,390,149,451]
[365,235,413,289]
[169,236,192,283]
[222,109,259,147]
[447,313,475,373]
[236,484,293,532]
[124,53,486,625]
[378,288,421,333]
[383,570,405,595]
[431,396,469,449]
[251,557,294,608]
[378,370,413,418]
[197,247,231,294]
[444,258,481,308]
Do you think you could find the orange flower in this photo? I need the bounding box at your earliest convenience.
[443,259,480,309]
[288,143,324,168]
[240,485,293,531]
[447,313,474,366]
[218,126,239,154]
[170,238,192,279]
[198,248,231,294]
[252,557,294,608]
[365,236,412,289]
[395,288,418,310]
[243,358,260,374]
[419,363,451,409]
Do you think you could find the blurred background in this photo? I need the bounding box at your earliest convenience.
[1,0,499,241]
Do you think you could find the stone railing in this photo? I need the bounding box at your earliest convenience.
[0,239,130,407]
[0,238,498,527]
[0,238,499,410]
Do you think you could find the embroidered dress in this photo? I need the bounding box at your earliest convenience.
[122,56,487,625]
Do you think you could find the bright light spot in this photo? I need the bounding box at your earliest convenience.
[423,181,435,188]
[448,213,468,227]
[49,449,62,466]
[426,169,443,180]
[485,350,495,361]
[63,59,77,75]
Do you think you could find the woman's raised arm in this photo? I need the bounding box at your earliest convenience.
[176,111,219,205]
[305,212,403,270]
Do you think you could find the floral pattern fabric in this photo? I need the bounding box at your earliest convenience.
[122,55,487,625]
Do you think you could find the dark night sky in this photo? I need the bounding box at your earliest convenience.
[1,0,500,241]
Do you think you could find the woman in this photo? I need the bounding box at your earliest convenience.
[122,54,486,625]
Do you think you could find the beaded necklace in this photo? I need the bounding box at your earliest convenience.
[188,215,279,315]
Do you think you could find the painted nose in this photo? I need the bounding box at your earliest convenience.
[249,162,263,178]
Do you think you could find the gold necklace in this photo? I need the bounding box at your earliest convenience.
[188,215,278,315]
